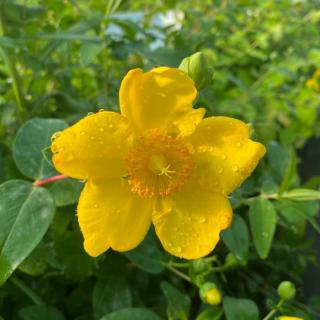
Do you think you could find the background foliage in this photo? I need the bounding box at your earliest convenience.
[0,0,320,319]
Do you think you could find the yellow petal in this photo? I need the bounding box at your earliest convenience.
[119,67,200,135]
[51,111,132,181]
[187,116,266,195]
[78,179,153,257]
[278,317,304,320]
[152,180,232,259]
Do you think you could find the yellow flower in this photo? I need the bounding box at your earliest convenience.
[51,67,266,259]
[278,317,304,320]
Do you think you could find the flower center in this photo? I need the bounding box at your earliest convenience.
[125,130,193,198]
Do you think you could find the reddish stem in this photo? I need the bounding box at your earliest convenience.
[34,174,69,187]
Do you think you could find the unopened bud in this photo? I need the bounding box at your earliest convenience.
[200,282,222,305]
[179,52,212,90]
[277,281,296,300]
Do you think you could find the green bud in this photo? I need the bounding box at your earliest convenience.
[224,253,239,267]
[179,52,212,90]
[277,281,296,300]
[200,282,222,306]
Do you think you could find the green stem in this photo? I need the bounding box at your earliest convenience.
[0,4,25,115]
[262,299,284,320]
[166,264,193,284]
[10,275,44,305]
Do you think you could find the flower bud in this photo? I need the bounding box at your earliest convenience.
[277,281,296,300]
[200,282,222,305]
[179,52,212,90]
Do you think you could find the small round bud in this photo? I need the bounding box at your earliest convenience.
[179,52,212,90]
[200,282,222,306]
[277,281,296,300]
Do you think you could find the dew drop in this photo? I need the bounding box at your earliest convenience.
[232,166,239,172]
[262,232,269,238]
[217,166,224,174]
[108,124,113,128]
[199,216,207,223]
[87,112,94,116]
[99,127,104,132]
[221,154,227,160]
[80,131,86,136]
[99,108,105,112]
[236,142,242,147]
[176,247,182,253]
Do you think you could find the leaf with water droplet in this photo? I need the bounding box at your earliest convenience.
[13,118,68,179]
[249,197,277,259]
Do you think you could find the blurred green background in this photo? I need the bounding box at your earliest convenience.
[0,0,320,319]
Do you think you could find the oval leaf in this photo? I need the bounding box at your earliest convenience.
[0,180,55,284]
[93,274,132,318]
[249,197,277,259]
[161,281,190,320]
[221,214,249,263]
[223,297,259,320]
[13,118,68,179]
[100,308,162,320]
[19,305,65,320]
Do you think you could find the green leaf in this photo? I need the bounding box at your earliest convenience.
[19,305,65,320]
[0,180,55,285]
[281,189,320,201]
[41,146,53,166]
[279,150,297,194]
[18,242,50,276]
[13,118,68,180]
[249,197,277,259]
[123,230,166,274]
[267,142,290,185]
[196,307,223,320]
[100,308,162,320]
[223,297,259,320]
[54,230,94,280]
[161,281,190,320]
[221,214,249,263]
[93,274,132,318]
[276,200,320,233]
[48,179,83,207]
[79,42,104,66]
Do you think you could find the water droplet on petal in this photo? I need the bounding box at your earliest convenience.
[99,127,104,132]
[176,247,182,253]
[80,131,86,136]
[87,112,94,116]
[236,142,242,147]
[108,124,113,128]
[99,108,105,112]
[217,166,224,174]
[232,166,239,172]
[221,154,227,160]
[199,216,207,223]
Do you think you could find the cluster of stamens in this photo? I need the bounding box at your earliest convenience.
[125,130,193,198]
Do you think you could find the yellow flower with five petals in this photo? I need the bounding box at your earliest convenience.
[51,67,266,259]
